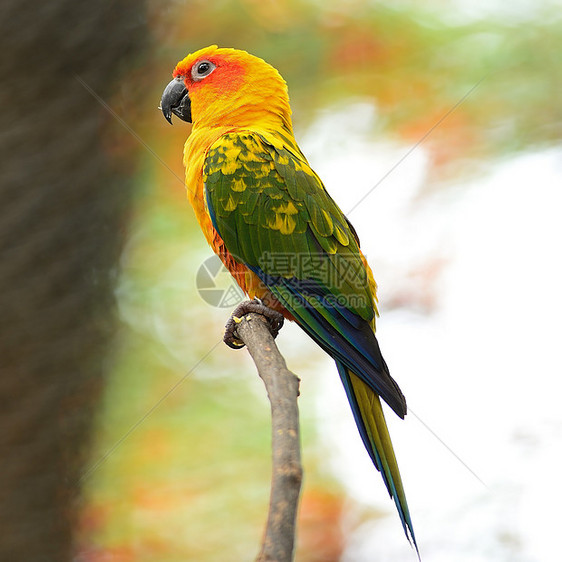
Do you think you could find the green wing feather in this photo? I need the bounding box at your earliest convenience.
[203,131,374,322]
[203,130,417,552]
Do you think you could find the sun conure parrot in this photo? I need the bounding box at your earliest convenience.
[161,45,417,552]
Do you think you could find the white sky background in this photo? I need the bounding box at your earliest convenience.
[292,98,562,561]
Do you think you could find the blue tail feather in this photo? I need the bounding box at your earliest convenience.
[336,361,418,554]
[264,278,407,418]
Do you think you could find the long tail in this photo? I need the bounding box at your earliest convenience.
[337,361,418,554]
[265,281,418,552]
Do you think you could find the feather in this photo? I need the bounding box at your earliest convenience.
[198,124,416,552]
[337,363,418,553]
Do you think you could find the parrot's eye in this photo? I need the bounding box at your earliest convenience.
[192,60,216,81]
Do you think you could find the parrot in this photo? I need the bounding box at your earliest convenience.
[161,45,417,552]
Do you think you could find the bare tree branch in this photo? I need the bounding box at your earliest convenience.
[231,312,303,562]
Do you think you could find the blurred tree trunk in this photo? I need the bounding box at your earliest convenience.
[0,2,146,560]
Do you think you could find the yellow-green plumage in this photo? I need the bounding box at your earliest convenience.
[162,45,418,554]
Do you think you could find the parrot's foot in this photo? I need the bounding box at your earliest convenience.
[223,299,285,350]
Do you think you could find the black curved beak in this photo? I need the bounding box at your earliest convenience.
[160,76,191,124]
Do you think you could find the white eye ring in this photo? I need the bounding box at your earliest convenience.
[192,60,216,81]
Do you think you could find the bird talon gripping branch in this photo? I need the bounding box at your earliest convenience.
[223,300,285,349]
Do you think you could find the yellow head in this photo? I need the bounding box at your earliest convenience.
[161,45,293,133]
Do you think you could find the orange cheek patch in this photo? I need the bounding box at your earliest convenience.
[209,59,246,93]
[180,57,246,96]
